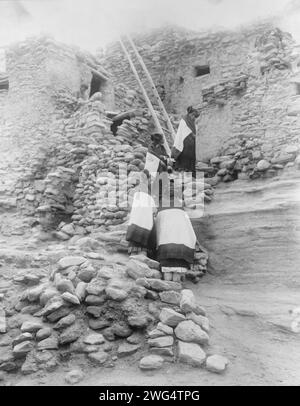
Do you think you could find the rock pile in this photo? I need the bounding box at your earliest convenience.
[0,236,215,379]
[12,89,156,233]
[71,142,147,231]
[197,144,300,184]
[140,289,229,373]
[0,251,154,375]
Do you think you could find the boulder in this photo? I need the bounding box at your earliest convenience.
[148,336,174,348]
[26,285,46,302]
[146,279,181,292]
[257,160,271,171]
[127,332,144,345]
[126,260,161,280]
[36,328,52,341]
[180,289,196,314]
[56,279,75,294]
[117,343,140,358]
[58,256,86,270]
[54,314,76,330]
[78,268,97,283]
[86,279,106,296]
[186,313,210,333]
[178,341,206,367]
[98,267,115,280]
[62,292,80,305]
[59,324,82,345]
[105,287,128,301]
[206,355,229,374]
[148,329,166,339]
[88,351,108,365]
[129,255,160,270]
[40,298,65,316]
[157,322,173,335]
[21,318,44,333]
[46,307,71,323]
[12,333,33,346]
[159,308,185,327]
[128,315,150,328]
[85,295,106,305]
[139,355,164,370]
[159,291,181,305]
[86,306,103,318]
[75,282,87,302]
[112,323,132,338]
[40,288,59,306]
[37,337,59,350]
[175,320,209,345]
[83,333,105,345]
[13,341,33,358]
[285,145,298,155]
[65,369,84,385]
[60,224,75,236]
[88,319,111,331]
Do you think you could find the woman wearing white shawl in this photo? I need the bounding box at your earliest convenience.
[126,133,169,255]
[172,106,199,177]
[155,173,197,282]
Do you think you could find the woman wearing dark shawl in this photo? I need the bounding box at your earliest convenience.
[172,106,199,177]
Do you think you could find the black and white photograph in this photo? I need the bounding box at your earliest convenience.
[0,0,299,389]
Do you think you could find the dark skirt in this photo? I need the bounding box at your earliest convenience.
[174,133,196,175]
[126,223,156,251]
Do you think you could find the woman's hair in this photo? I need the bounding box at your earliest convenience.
[150,133,163,142]
[187,106,200,117]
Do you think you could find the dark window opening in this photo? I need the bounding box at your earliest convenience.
[179,76,184,84]
[110,114,131,136]
[0,74,9,91]
[295,83,300,95]
[89,73,105,98]
[194,65,210,78]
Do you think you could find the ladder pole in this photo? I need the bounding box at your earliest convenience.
[126,34,176,141]
[118,37,171,156]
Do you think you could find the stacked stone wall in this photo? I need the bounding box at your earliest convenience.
[103,23,300,183]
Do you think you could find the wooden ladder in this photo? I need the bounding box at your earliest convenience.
[119,35,175,156]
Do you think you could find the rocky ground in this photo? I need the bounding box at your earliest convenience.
[0,172,300,386]
[5,270,300,386]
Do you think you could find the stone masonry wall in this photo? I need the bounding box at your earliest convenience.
[0,37,113,202]
[0,37,114,223]
[103,23,300,183]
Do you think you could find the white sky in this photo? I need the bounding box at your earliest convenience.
[0,0,300,51]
